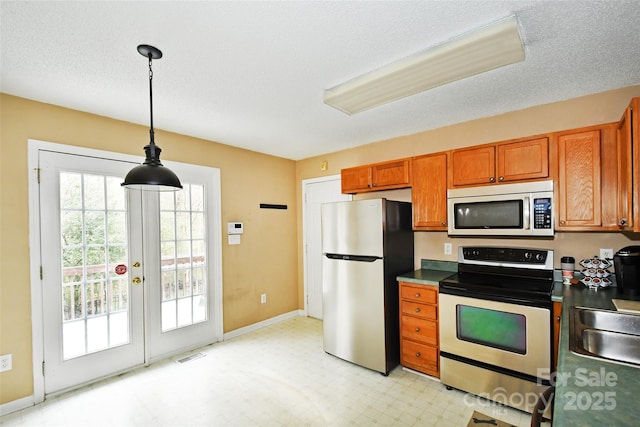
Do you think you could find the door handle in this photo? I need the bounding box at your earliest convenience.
[133,261,141,268]
[132,277,142,285]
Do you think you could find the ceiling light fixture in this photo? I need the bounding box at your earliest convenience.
[323,16,525,115]
[122,44,182,191]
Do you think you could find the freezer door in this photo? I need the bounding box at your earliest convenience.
[322,255,386,373]
[321,199,384,257]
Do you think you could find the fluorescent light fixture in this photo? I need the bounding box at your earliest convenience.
[323,16,525,115]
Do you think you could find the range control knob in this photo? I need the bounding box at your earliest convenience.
[535,253,545,261]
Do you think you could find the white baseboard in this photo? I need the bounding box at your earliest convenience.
[223,310,305,340]
[0,394,34,417]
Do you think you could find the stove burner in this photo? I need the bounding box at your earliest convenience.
[439,246,554,306]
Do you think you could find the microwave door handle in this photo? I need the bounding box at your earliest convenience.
[523,197,531,230]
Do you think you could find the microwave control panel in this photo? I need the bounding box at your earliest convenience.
[533,198,552,229]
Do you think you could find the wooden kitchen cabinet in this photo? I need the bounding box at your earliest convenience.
[341,158,411,194]
[554,123,619,231]
[617,97,640,231]
[411,152,448,230]
[399,282,439,377]
[451,137,549,187]
[553,301,562,371]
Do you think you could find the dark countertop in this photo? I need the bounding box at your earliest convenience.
[553,284,640,426]
[396,259,457,286]
[396,268,455,286]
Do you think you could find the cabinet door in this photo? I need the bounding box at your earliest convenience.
[370,159,411,188]
[553,301,562,371]
[341,166,370,193]
[497,137,549,182]
[451,146,495,186]
[557,130,602,228]
[617,106,633,229]
[412,153,448,229]
[633,98,640,232]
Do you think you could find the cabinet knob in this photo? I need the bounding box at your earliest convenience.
[371,183,377,187]
[620,218,627,226]
[415,327,421,332]
[489,177,496,183]
[415,352,421,358]
[498,176,504,182]
[560,220,566,225]
[415,293,420,298]
[557,316,561,322]
[441,221,446,226]
[415,308,421,313]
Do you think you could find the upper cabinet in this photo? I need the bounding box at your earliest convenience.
[617,98,640,232]
[412,153,448,230]
[341,158,411,194]
[553,123,619,231]
[451,137,549,187]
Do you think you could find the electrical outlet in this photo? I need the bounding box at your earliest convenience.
[444,243,453,255]
[600,248,614,260]
[261,293,267,304]
[0,354,12,372]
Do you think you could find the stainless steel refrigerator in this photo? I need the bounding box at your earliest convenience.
[321,198,414,375]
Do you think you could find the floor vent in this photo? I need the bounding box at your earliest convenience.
[175,352,205,364]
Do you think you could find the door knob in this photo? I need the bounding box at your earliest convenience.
[133,261,141,268]
[132,277,142,285]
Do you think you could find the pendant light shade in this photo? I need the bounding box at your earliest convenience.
[122,44,182,191]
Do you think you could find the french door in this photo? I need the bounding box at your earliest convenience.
[31,142,222,396]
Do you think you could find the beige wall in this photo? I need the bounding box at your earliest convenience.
[0,94,298,404]
[295,85,640,299]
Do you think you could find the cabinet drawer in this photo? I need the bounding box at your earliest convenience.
[401,301,437,319]
[400,284,438,304]
[401,315,437,346]
[402,340,438,374]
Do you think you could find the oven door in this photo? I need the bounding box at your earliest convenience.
[439,293,551,379]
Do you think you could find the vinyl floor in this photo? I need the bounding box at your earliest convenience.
[1,316,542,426]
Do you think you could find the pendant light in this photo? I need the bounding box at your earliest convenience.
[122,44,182,191]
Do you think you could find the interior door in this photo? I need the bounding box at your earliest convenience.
[303,177,350,319]
[40,150,145,394]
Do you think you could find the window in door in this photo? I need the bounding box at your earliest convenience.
[59,172,131,359]
[159,184,208,332]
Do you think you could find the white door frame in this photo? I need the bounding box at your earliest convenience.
[28,139,223,403]
[301,174,350,317]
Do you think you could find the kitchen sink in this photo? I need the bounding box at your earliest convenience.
[569,306,640,367]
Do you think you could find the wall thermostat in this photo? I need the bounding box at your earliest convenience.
[227,222,244,234]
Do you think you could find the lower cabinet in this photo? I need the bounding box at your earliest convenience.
[553,301,562,371]
[399,282,439,377]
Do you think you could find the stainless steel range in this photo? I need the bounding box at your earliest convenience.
[439,246,554,416]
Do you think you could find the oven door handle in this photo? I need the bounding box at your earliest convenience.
[523,196,531,230]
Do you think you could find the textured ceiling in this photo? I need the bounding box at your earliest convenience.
[2,1,639,160]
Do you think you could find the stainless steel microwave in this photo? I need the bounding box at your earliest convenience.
[447,180,554,237]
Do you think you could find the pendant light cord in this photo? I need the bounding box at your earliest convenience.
[147,55,157,158]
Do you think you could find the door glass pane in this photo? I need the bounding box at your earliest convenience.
[160,183,208,332]
[60,172,130,360]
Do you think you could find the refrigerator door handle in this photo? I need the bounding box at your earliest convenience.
[325,253,381,262]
